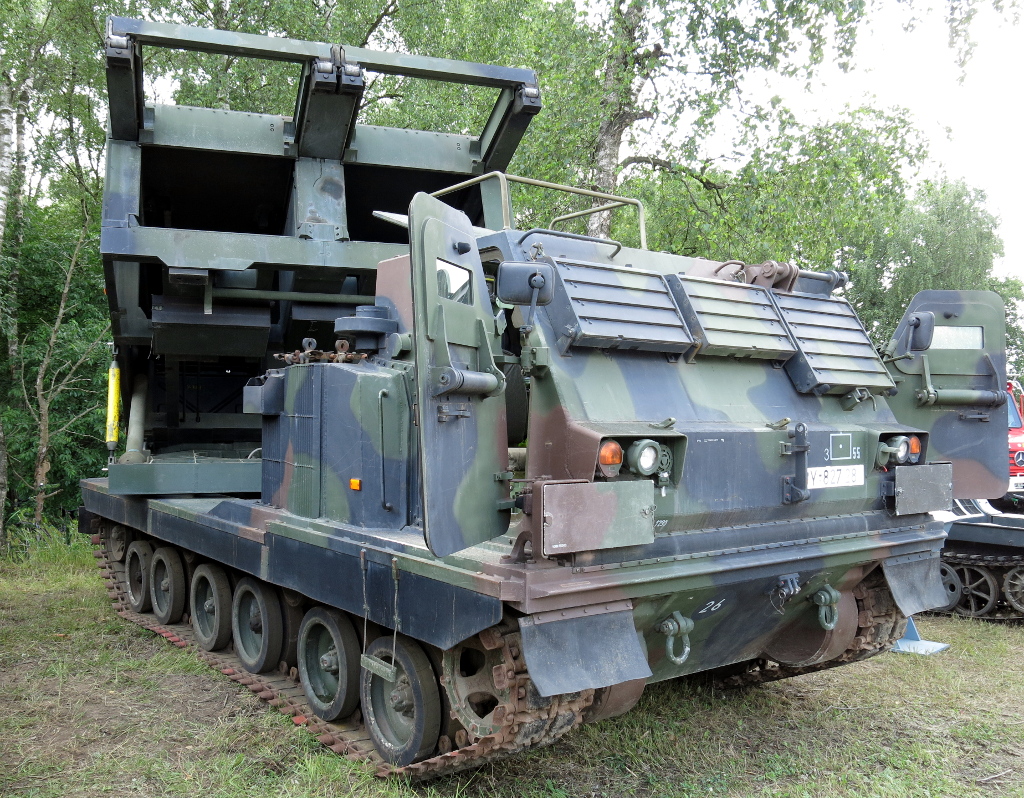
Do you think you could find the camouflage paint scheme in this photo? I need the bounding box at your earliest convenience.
[83,18,1010,726]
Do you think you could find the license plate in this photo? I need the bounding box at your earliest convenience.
[807,464,864,489]
[1010,477,1024,493]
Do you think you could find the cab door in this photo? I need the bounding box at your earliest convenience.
[884,290,1008,498]
[408,193,510,557]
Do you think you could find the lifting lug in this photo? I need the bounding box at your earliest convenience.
[656,611,694,666]
[811,584,842,631]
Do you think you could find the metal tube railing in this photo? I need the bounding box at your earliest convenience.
[431,171,648,250]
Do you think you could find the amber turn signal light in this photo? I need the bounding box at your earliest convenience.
[599,440,623,465]
[908,435,922,464]
[597,440,623,478]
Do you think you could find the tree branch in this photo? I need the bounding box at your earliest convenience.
[360,0,400,47]
[620,155,729,193]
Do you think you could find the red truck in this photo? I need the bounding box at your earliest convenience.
[1007,380,1024,504]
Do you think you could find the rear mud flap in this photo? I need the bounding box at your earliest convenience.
[519,609,652,697]
[881,553,948,615]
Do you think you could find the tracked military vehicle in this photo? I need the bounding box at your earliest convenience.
[81,18,1011,777]
[874,304,1023,620]
[931,499,1024,618]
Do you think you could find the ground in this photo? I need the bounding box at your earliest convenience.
[1,541,1022,798]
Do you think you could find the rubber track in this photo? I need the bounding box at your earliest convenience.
[92,533,593,780]
[711,570,908,689]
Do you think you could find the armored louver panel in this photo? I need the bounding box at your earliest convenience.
[666,275,797,360]
[547,259,694,355]
[773,293,895,395]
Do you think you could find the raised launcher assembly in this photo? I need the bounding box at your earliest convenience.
[82,18,1011,777]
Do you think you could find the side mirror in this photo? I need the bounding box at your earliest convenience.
[909,312,935,351]
[496,262,554,306]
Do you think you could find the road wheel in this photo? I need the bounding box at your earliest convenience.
[1003,566,1024,613]
[150,547,186,625]
[124,540,154,613]
[298,607,360,721]
[952,564,999,617]
[936,562,964,613]
[360,635,441,766]
[190,564,232,651]
[231,576,283,673]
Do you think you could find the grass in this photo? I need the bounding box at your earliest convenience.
[1,540,1022,797]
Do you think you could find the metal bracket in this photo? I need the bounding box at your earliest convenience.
[781,422,810,504]
[437,402,471,422]
[519,345,549,376]
[840,386,876,411]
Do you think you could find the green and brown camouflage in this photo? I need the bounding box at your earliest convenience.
[81,18,1011,771]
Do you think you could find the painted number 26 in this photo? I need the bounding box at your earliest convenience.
[698,599,725,614]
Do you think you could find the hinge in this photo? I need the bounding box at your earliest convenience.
[437,402,470,422]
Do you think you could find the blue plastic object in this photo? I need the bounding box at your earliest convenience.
[892,616,949,655]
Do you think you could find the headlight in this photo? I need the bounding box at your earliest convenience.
[876,435,916,467]
[627,439,661,476]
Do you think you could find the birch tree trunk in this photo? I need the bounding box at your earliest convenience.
[0,79,15,248]
[586,1,650,240]
[6,86,28,370]
[0,79,17,541]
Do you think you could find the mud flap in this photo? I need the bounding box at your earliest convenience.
[519,610,652,697]
[881,553,949,615]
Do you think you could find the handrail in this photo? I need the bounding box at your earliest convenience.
[550,201,631,231]
[430,171,648,250]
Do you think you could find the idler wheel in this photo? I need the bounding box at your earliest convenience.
[190,563,232,651]
[106,524,131,562]
[952,564,999,617]
[297,607,360,721]
[149,547,186,625]
[231,576,284,673]
[360,635,441,766]
[124,540,154,613]
[1003,566,1024,614]
[936,562,965,613]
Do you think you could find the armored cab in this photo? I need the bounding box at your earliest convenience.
[875,298,1023,619]
[82,19,1011,776]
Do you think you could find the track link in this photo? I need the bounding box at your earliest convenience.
[92,532,592,779]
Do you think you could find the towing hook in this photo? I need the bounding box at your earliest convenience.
[811,585,842,631]
[657,611,695,666]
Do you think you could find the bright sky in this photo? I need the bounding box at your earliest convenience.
[742,5,1023,280]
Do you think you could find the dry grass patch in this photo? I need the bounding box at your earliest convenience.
[2,542,1022,797]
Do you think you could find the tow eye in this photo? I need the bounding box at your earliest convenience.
[811,585,842,631]
[657,611,695,666]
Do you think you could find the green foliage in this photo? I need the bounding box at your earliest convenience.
[842,177,1023,370]
[0,0,1018,533]
[603,105,927,263]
